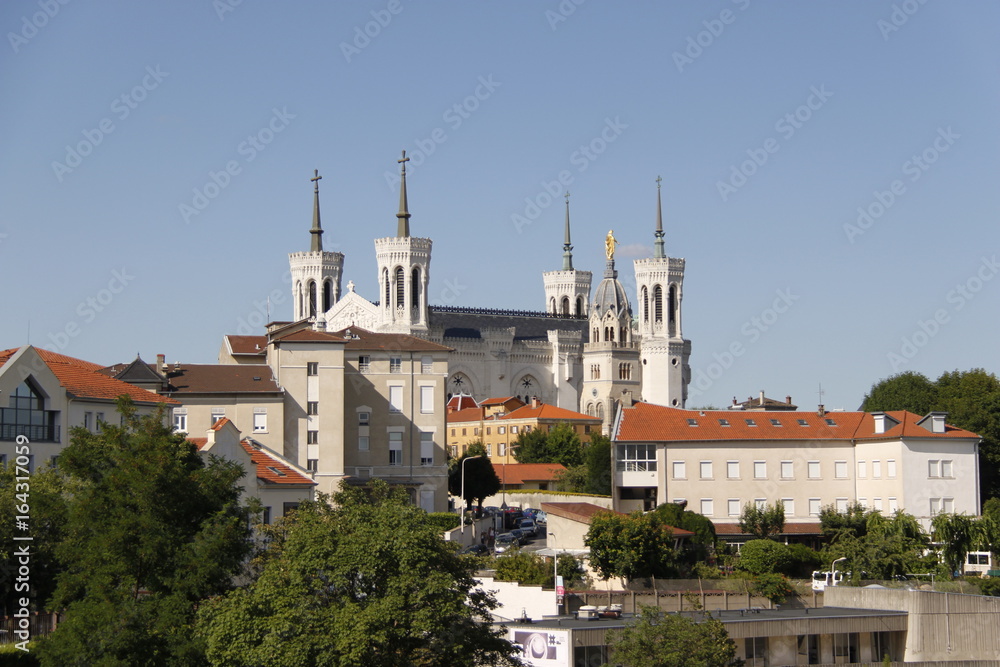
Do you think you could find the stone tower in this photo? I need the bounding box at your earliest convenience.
[289,170,344,321]
[542,192,592,317]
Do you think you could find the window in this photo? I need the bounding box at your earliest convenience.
[943,497,954,513]
[84,411,93,431]
[590,364,600,380]
[307,459,318,472]
[498,443,506,457]
[887,459,897,478]
[700,499,714,516]
[807,461,820,479]
[473,427,479,436]
[211,408,225,425]
[672,461,686,479]
[420,385,434,414]
[770,419,782,426]
[308,402,319,415]
[942,460,953,477]
[745,419,757,427]
[307,430,318,444]
[359,355,371,373]
[718,419,730,426]
[700,461,713,479]
[511,426,518,434]
[498,426,506,435]
[253,409,267,433]
[686,418,698,427]
[780,461,793,479]
[836,498,849,513]
[825,418,837,426]
[873,497,883,512]
[172,409,187,433]
[754,498,766,510]
[858,497,868,508]
[888,497,898,512]
[307,362,318,376]
[358,411,370,426]
[753,461,766,479]
[928,460,940,477]
[728,499,741,516]
[420,432,434,466]
[486,427,491,435]
[835,461,847,479]
[389,432,402,466]
[782,498,794,516]
[358,435,369,451]
[745,637,768,667]
[727,461,739,479]
[872,460,882,478]
[390,357,402,373]
[461,428,467,436]
[389,386,403,412]
[485,443,492,456]
[809,498,821,516]
[797,419,809,426]
[421,356,433,373]
[615,445,656,472]
[261,507,271,525]
[96,412,104,432]
[858,460,867,478]
[448,445,457,457]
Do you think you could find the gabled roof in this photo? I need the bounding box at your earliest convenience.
[446,407,486,424]
[494,462,565,485]
[0,346,178,405]
[108,356,166,385]
[615,403,979,442]
[540,501,694,537]
[159,365,281,394]
[240,439,315,486]
[501,402,601,423]
[330,327,452,352]
[225,335,267,356]
[447,394,479,411]
[481,396,520,407]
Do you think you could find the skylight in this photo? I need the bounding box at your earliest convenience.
[745,419,757,427]
[687,418,698,426]
[718,419,730,426]
[770,419,782,427]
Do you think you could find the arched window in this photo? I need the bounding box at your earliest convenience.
[308,281,317,317]
[576,296,584,316]
[322,279,333,311]
[586,403,594,416]
[668,284,677,336]
[395,266,405,309]
[597,403,604,420]
[411,267,421,308]
[383,268,390,307]
[560,297,570,316]
[295,281,302,319]
[653,285,663,323]
[592,327,599,342]
[549,297,556,314]
[642,286,649,323]
[620,327,627,343]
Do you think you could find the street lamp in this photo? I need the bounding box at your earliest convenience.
[460,455,484,538]
[550,531,562,615]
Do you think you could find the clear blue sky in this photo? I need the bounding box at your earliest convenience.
[2,1,997,411]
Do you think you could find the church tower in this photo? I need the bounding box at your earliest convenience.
[581,230,641,432]
[542,192,592,317]
[289,170,344,321]
[634,177,691,407]
[374,151,431,333]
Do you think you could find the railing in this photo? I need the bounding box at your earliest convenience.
[0,422,60,442]
[0,612,60,643]
[431,305,587,320]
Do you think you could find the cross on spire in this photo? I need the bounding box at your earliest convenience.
[310,169,324,252]
[562,191,573,271]
[396,150,411,237]
[653,175,665,259]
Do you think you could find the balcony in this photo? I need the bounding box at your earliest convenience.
[0,408,61,442]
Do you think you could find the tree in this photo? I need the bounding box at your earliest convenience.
[649,502,717,567]
[586,511,679,583]
[820,505,932,581]
[932,513,977,576]
[545,423,584,468]
[583,433,612,495]
[739,501,785,540]
[737,540,791,576]
[447,441,500,511]
[197,480,520,667]
[607,605,737,667]
[862,371,939,414]
[512,428,549,463]
[0,462,69,616]
[37,397,252,667]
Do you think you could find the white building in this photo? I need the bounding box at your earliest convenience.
[612,402,981,529]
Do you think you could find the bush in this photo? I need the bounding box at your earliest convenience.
[425,512,461,532]
[979,577,1000,597]
[494,552,552,586]
[0,643,40,666]
[737,540,791,575]
[751,573,795,604]
[691,562,723,579]
[784,543,824,578]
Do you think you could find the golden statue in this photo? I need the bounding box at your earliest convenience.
[605,229,619,260]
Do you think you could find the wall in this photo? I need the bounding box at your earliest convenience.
[477,575,558,621]
[480,491,613,512]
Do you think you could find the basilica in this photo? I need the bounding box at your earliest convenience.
[290,155,692,431]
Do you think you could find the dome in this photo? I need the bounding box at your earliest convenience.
[592,261,631,318]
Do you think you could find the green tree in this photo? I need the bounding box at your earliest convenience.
[583,433,612,495]
[512,428,549,463]
[586,511,679,583]
[493,551,551,586]
[447,441,501,511]
[737,540,791,576]
[197,481,520,667]
[38,397,252,667]
[821,506,931,581]
[861,371,939,414]
[932,513,977,576]
[606,605,737,667]
[750,573,795,605]
[739,501,785,540]
[0,462,69,615]
[650,502,717,566]
[545,423,583,468]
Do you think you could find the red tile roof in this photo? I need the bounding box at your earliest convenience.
[240,439,315,486]
[226,335,267,355]
[615,403,979,442]
[0,346,179,405]
[501,402,601,423]
[446,407,486,423]
[160,365,281,394]
[494,462,565,485]
[481,396,520,407]
[447,394,479,411]
[714,522,822,536]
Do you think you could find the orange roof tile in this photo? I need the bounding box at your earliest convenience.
[714,522,822,536]
[447,394,479,411]
[501,402,601,423]
[481,396,519,406]
[0,346,179,406]
[493,462,565,485]
[615,403,979,442]
[446,407,486,423]
[240,440,315,486]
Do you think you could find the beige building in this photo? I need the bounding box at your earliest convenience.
[446,396,602,464]
[612,402,981,528]
[0,346,177,468]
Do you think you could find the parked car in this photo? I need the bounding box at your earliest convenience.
[533,511,547,525]
[494,533,520,554]
[458,543,490,556]
[509,528,529,543]
[517,519,538,537]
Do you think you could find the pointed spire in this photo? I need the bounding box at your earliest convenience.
[562,191,574,271]
[310,169,324,252]
[396,150,411,237]
[654,175,665,259]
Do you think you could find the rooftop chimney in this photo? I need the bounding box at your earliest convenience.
[817,404,826,417]
[759,390,765,405]
[531,396,540,409]
[786,395,792,405]
[157,354,166,373]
